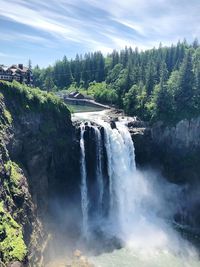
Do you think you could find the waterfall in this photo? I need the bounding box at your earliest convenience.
[80,123,89,239]
[102,122,137,235]
[116,122,136,171]
[78,118,198,267]
[79,120,139,238]
[93,126,104,215]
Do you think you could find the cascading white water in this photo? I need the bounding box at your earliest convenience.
[93,126,104,215]
[78,113,199,267]
[116,122,136,171]
[102,121,141,236]
[77,113,199,267]
[80,120,141,236]
[79,120,162,238]
[80,123,89,239]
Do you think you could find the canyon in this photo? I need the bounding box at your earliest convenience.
[0,82,200,266]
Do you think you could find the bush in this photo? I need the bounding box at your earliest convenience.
[0,81,70,119]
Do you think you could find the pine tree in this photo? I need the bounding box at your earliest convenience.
[175,49,195,118]
[193,47,200,112]
[145,61,155,96]
[28,59,32,70]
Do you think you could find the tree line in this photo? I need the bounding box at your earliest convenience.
[32,39,200,123]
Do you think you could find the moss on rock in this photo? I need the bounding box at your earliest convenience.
[4,161,22,196]
[0,202,27,263]
[3,109,12,125]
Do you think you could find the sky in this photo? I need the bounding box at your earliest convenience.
[0,0,200,67]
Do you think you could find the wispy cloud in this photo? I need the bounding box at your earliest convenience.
[0,32,55,47]
[0,52,24,60]
[0,0,200,65]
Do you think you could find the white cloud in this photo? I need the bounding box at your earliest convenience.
[0,0,200,59]
[0,32,54,46]
[0,0,85,43]
[88,0,200,43]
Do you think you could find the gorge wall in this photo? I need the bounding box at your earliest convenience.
[1,81,200,266]
[130,117,200,236]
[131,117,200,183]
[0,82,80,266]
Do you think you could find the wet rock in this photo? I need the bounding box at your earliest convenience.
[110,121,116,129]
[127,119,147,128]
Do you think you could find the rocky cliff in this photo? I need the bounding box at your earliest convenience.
[130,117,200,237]
[151,118,200,182]
[0,81,80,266]
[130,117,200,183]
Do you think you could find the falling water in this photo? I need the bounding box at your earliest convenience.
[80,123,89,239]
[93,126,104,215]
[79,120,139,236]
[78,115,199,267]
[102,121,138,236]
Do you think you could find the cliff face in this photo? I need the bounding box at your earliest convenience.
[151,118,200,183]
[131,117,200,183]
[130,117,200,182]
[0,82,80,266]
[151,117,200,149]
[130,117,200,233]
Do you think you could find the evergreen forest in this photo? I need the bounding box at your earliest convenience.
[33,40,200,123]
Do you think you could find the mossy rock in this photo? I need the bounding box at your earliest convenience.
[4,161,22,196]
[3,109,12,125]
[0,202,27,263]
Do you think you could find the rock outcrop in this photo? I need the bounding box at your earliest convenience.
[130,117,200,183]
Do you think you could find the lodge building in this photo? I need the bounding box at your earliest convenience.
[0,64,33,86]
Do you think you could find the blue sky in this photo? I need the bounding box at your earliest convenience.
[0,0,200,67]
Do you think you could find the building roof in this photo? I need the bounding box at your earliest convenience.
[0,64,31,73]
[0,65,9,71]
[74,92,85,98]
[68,91,85,99]
[69,91,77,97]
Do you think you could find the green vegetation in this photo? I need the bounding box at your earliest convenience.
[2,109,12,125]
[86,82,118,105]
[0,202,27,263]
[0,80,70,119]
[33,39,200,123]
[0,93,12,138]
[4,161,22,195]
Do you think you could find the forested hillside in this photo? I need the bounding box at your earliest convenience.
[33,40,200,123]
